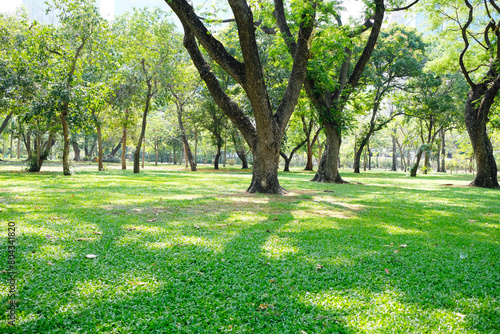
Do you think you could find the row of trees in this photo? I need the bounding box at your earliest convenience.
[1,0,499,192]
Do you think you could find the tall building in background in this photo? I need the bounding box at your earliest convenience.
[22,0,102,24]
[114,0,165,17]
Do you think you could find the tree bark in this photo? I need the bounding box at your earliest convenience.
[311,126,345,183]
[61,110,71,175]
[439,129,446,173]
[97,122,103,171]
[134,96,150,174]
[214,143,221,170]
[391,135,397,171]
[0,111,13,136]
[167,0,314,193]
[121,123,127,169]
[111,141,122,157]
[142,136,145,169]
[354,134,372,173]
[72,141,81,161]
[410,146,424,177]
[177,106,196,171]
[464,81,499,187]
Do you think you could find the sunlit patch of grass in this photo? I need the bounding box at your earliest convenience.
[0,166,498,333]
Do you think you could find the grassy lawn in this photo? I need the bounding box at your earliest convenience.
[0,162,499,333]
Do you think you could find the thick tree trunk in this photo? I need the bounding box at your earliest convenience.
[311,126,345,183]
[121,125,127,169]
[367,142,372,170]
[247,141,283,194]
[464,82,498,187]
[410,147,424,177]
[60,110,71,175]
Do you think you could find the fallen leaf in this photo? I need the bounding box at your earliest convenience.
[258,304,268,310]
[92,231,103,235]
[194,225,200,229]
[468,219,478,223]
[76,238,96,241]
[0,270,6,273]
[132,208,142,212]
[147,218,157,222]
[47,262,53,266]
[85,254,98,259]
[400,244,408,248]
[456,313,466,319]
[266,229,271,233]
[125,228,136,231]
[316,264,324,270]
[273,217,278,221]
[45,234,55,239]
[269,279,276,283]
[385,268,390,274]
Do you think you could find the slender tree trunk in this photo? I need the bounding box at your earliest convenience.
[354,134,372,173]
[9,129,13,159]
[280,153,292,172]
[440,129,446,173]
[111,141,122,157]
[60,109,71,175]
[194,128,198,165]
[0,111,13,136]
[134,98,150,174]
[305,142,314,171]
[367,142,372,170]
[17,137,20,159]
[311,126,345,183]
[214,144,221,170]
[121,125,127,169]
[142,136,145,169]
[97,122,103,171]
[223,138,227,167]
[410,146,424,177]
[391,135,397,171]
[177,107,196,171]
[424,151,430,173]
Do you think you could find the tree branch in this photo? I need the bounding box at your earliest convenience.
[387,0,419,12]
[460,0,476,88]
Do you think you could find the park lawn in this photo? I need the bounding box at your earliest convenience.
[0,165,499,333]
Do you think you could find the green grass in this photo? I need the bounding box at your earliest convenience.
[0,163,499,333]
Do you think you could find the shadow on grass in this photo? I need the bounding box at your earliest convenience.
[0,169,499,332]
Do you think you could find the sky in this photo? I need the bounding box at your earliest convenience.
[0,0,365,21]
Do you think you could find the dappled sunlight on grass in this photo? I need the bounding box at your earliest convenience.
[0,167,498,332]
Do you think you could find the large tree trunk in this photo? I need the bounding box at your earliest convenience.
[60,110,71,175]
[247,140,283,194]
[305,143,314,171]
[311,126,345,183]
[465,83,499,187]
